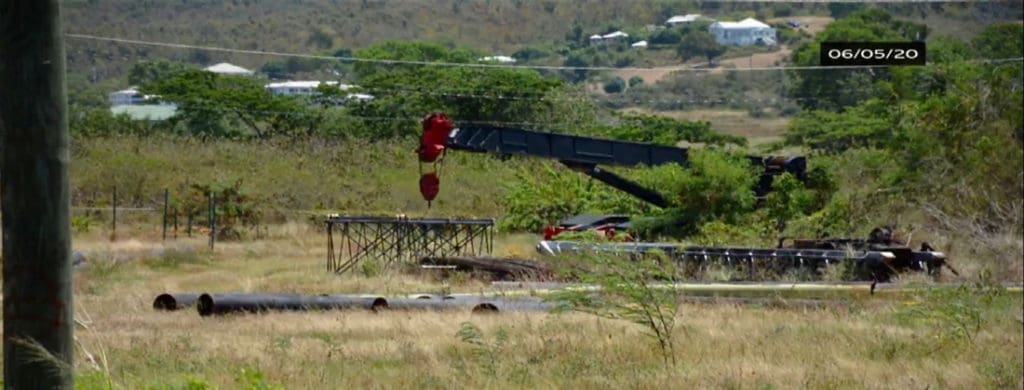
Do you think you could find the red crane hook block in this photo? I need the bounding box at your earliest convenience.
[419,172,441,208]
[417,112,454,163]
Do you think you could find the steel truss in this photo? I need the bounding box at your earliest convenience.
[326,216,495,274]
[536,241,916,281]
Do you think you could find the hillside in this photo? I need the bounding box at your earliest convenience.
[63,0,1022,84]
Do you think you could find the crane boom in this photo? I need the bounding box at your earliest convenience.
[416,113,807,207]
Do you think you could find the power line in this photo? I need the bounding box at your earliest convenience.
[65,33,1023,73]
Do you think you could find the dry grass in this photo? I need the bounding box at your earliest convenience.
[1,223,1020,389]
[713,45,794,71]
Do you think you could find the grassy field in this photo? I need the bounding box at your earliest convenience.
[2,223,1019,389]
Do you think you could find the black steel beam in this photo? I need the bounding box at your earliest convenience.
[561,161,670,208]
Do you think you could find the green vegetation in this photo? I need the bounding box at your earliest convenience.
[62,7,1022,281]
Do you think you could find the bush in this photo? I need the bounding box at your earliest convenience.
[181,180,261,241]
[628,76,644,88]
[603,77,626,94]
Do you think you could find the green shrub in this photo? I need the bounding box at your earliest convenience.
[627,76,644,89]
[603,77,626,94]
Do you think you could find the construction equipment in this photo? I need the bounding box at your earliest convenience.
[777,226,956,277]
[535,225,954,282]
[415,112,807,208]
[543,214,635,241]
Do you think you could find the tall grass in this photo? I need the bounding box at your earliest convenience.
[70,135,548,220]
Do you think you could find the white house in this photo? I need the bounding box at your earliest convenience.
[630,40,649,49]
[109,88,146,106]
[204,62,255,76]
[665,14,712,26]
[709,18,777,46]
[601,31,629,40]
[478,55,517,64]
[109,87,177,120]
[264,81,354,97]
[109,87,173,107]
[264,81,373,103]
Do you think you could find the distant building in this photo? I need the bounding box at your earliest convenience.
[109,88,146,106]
[110,105,177,121]
[478,55,517,64]
[709,18,777,46]
[665,14,712,26]
[601,31,629,40]
[109,87,175,112]
[204,62,255,76]
[265,81,355,97]
[264,81,373,103]
[630,40,649,49]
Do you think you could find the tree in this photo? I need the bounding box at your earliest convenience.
[127,60,192,88]
[677,31,726,65]
[260,61,289,80]
[972,23,1024,60]
[789,9,928,111]
[649,28,681,45]
[348,41,566,138]
[827,3,864,19]
[145,69,319,139]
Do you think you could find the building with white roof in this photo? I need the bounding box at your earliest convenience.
[204,62,255,75]
[264,81,373,104]
[666,14,712,26]
[601,31,630,40]
[264,81,355,97]
[630,40,649,49]
[709,18,777,46]
[478,55,517,63]
[109,87,173,107]
[109,88,146,106]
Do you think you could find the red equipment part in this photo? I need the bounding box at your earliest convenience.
[417,113,454,163]
[543,223,635,242]
[419,173,441,207]
[416,113,455,206]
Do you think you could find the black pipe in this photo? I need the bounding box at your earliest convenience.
[196,293,386,316]
[380,296,557,313]
[153,293,201,311]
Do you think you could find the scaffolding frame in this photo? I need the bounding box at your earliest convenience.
[326,216,494,274]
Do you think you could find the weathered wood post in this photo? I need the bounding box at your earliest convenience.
[1,0,75,388]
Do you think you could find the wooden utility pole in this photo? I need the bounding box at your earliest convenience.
[1,1,75,389]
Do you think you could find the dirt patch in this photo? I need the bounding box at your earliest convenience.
[611,67,685,85]
[714,45,793,71]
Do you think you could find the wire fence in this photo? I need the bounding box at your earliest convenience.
[67,186,327,249]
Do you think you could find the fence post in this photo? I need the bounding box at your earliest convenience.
[173,207,178,240]
[111,185,117,241]
[209,191,216,251]
[162,188,169,241]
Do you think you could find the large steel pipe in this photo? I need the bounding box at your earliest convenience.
[153,293,201,311]
[380,296,558,313]
[196,293,387,316]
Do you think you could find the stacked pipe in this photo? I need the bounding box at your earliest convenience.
[152,292,558,316]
